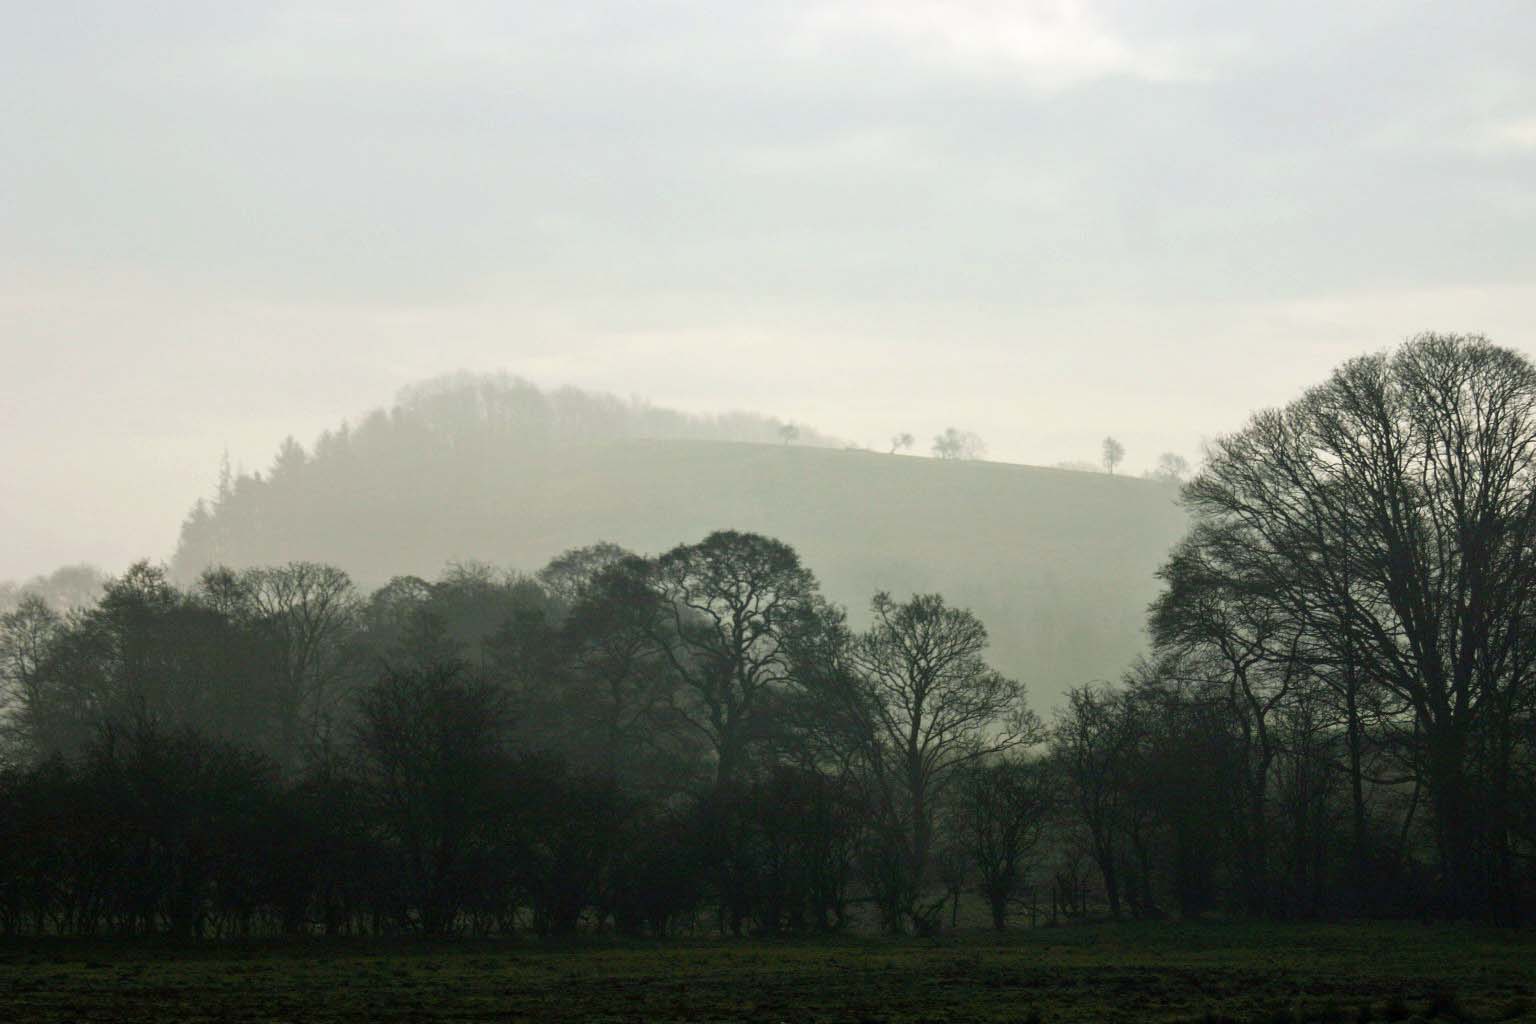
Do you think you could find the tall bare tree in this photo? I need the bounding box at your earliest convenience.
[816,592,1039,931]
[230,563,359,765]
[1170,333,1536,919]
[649,531,820,786]
[1053,683,1139,919]
[558,554,679,783]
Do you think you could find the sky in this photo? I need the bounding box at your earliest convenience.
[3,0,1535,580]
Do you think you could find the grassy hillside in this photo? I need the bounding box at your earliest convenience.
[176,436,1187,710]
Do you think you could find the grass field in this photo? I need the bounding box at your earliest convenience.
[2,923,1532,1023]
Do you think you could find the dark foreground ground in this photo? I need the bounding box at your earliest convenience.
[2,923,1532,1023]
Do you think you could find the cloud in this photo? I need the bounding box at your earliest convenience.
[1476,115,1536,154]
[795,0,1223,89]
[6,1,1536,579]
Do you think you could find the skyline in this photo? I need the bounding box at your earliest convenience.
[5,1,1535,579]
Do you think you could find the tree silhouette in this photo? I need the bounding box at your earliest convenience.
[1101,437,1125,475]
[808,592,1038,932]
[649,531,820,787]
[932,428,986,461]
[1146,452,1189,484]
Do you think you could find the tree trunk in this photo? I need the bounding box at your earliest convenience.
[1096,839,1122,919]
[1426,726,1474,918]
[989,893,1007,931]
[1345,685,1368,908]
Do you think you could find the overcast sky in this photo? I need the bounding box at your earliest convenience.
[3,0,1535,580]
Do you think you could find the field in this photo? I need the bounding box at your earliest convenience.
[2,923,1533,1023]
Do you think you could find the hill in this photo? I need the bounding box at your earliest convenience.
[172,379,1189,709]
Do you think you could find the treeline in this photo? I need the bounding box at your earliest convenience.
[2,537,1046,938]
[172,373,838,578]
[3,333,1535,938]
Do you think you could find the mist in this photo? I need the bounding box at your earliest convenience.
[5,2,1536,1015]
[6,2,1535,581]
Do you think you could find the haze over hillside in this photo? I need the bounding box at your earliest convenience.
[172,375,1188,709]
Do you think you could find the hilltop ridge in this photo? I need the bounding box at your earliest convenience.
[172,376,1189,707]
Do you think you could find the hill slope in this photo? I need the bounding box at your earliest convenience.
[175,431,1188,709]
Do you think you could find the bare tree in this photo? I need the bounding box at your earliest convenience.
[1147,452,1190,484]
[0,565,105,616]
[558,554,678,783]
[817,592,1040,932]
[0,596,62,759]
[778,423,800,445]
[1101,436,1125,474]
[225,563,359,765]
[932,428,986,461]
[955,756,1051,930]
[1053,684,1140,919]
[536,542,634,607]
[1151,543,1302,916]
[649,531,820,786]
[1171,332,1536,919]
[889,432,915,455]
